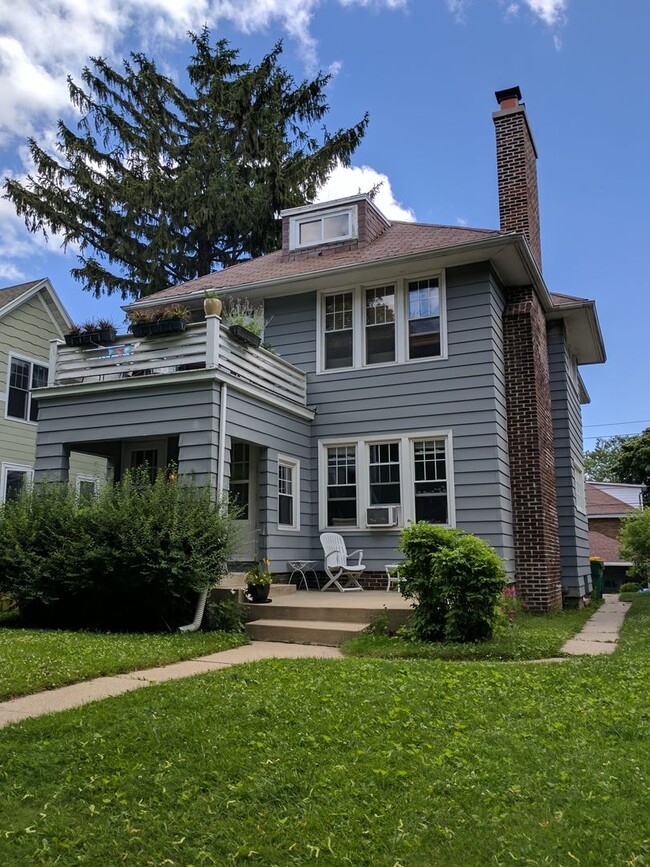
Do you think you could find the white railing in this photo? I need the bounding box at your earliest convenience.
[49,319,307,406]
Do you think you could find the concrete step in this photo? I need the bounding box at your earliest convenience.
[245,618,368,646]
[243,602,381,624]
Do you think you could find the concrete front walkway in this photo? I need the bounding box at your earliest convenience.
[561,594,631,655]
[0,641,342,730]
[0,594,632,730]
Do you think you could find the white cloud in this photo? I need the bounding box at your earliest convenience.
[521,0,566,26]
[316,162,416,221]
[0,1,407,139]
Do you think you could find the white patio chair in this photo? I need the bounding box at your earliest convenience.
[319,533,365,592]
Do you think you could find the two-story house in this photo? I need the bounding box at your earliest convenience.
[32,87,605,611]
[0,278,106,501]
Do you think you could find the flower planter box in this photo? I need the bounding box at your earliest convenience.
[131,318,188,338]
[64,328,117,347]
[229,324,262,349]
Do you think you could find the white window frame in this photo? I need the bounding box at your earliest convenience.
[75,474,100,499]
[5,353,49,426]
[0,463,34,503]
[316,271,447,374]
[289,206,358,251]
[573,461,586,514]
[318,430,455,532]
[277,455,300,531]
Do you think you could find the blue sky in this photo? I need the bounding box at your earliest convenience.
[0,0,648,447]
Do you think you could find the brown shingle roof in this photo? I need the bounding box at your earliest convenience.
[589,529,629,563]
[0,279,43,310]
[550,291,590,306]
[586,484,635,516]
[140,221,504,304]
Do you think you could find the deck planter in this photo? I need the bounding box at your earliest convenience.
[229,324,262,349]
[131,318,188,338]
[64,327,117,347]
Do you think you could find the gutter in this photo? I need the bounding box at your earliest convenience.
[122,234,531,311]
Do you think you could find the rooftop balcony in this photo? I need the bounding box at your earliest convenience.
[46,317,308,408]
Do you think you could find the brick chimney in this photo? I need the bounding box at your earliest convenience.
[493,86,542,269]
[496,87,563,612]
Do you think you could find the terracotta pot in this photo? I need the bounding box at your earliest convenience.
[203,297,223,317]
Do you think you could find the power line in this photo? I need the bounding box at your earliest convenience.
[583,419,650,428]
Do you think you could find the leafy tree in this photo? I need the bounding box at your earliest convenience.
[4,30,368,300]
[619,508,650,585]
[614,427,650,486]
[584,435,629,482]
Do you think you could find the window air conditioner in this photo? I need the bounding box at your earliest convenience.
[366,506,399,527]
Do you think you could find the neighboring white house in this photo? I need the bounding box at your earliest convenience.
[0,277,106,501]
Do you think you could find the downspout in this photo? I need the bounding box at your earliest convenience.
[179,382,228,633]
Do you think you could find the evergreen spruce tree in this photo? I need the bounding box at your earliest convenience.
[4,30,368,300]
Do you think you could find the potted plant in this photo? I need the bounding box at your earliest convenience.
[64,318,117,347]
[245,559,273,603]
[127,304,191,337]
[222,298,265,349]
[203,290,223,318]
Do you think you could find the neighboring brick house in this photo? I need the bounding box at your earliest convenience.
[587,482,644,591]
[33,87,606,610]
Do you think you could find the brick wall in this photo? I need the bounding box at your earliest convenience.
[503,286,563,610]
[588,517,623,541]
[493,105,542,269]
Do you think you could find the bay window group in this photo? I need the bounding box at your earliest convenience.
[320,274,445,371]
[321,432,453,530]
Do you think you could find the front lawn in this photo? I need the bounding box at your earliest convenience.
[0,597,648,865]
[342,602,600,661]
[0,627,247,700]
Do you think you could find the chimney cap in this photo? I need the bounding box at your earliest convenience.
[495,86,522,108]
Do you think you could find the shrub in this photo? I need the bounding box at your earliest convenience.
[619,508,650,586]
[204,595,245,632]
[398,522,507,643]
[0,468,236,631]
[619,582,641,594]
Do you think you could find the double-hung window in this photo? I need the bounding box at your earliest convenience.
[413,439,449,523]
[408,277,441,359]
[278,457,300,530]
[319,273,445,371]
[326,445,357,527]
[1,463,33,503]
[368,442,401,506]
[324,292,354,369]
[365,286,395,364]
[7,357,48,423]
[320,432,453,530]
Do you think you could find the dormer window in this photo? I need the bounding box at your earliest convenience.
[290,206,357,250]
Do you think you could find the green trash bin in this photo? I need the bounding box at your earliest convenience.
[590,558,604,600]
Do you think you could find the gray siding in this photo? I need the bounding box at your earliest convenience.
[227,391,312,569]
[35,379,223,487]
[548,321,591,597]
[265,262,515,573]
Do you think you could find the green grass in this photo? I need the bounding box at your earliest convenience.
[0,627,247,700]
[0,597,648,865]
[341,602,600,661]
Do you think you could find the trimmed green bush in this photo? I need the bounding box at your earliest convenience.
[619,582,641,594]
[620,508,650,585]
[0,469,236,631]
[398,522,507,642]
